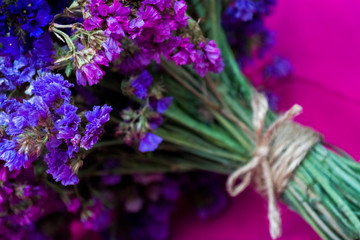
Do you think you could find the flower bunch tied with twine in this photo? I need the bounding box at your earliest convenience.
[125,1,360,239]
[1,0,360,239]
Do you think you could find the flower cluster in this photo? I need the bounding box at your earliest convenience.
[0,163,61,240]
[118,70,172,152]
[0,73,111,185]
[72,0,224,87]
[0,32,54,93]
[223,0,277,65]
[225,0,276,22]
[1,0,52,38]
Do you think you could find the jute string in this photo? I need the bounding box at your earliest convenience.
[226,92,320,239]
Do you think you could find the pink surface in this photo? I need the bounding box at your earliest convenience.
[173,0,360,239]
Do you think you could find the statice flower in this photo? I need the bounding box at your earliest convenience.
[77,0,224,82]
[81,104,112,150]
[76,62,106,86]
[226,0,256,21]
[149,96,173,114]
[139,133,163,153]
[0,73,111,185]
[0,32,54,93]
[0,37,21,59]
[73,0,129,86]
[130,70,153,99]
[0,163,62,239]
[81,198,113,231]
[8,0,52,37]
[193,40,225,77]
[226,0,276,22]
[223,1,278,66]
[118,71,172,152]
[265,56,293,79]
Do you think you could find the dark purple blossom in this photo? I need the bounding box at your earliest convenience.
[265,56,293,79]
[45,138,79,186]
[226,0,256,22]
[148,114,163,130]
[81,198,112,231]
[0,37,20,59]
[149,97,173,114]
[9,0,52,37]
[30,32,54,68]
[65,197,81,213]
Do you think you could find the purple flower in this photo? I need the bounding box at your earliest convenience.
[265,56,293,79]
[65,197,81,213]
[171,38,197,65]
[45,138,79,186]
[193,41,224,77]
[138,133,162,152]
[76,62,105,86]
[84,16,104,31]
[148,114,163,130]
[80,105,112,150]
[81,198,112,231]
[0,37,20,59]
[0,139,28,171]
[102,37,123,62]
[8,0,52,37]
[130,70,153,99]
[137,5,161,28]
[142,0,172,12]
[227,0,256,22]
[32,73,73,106]
[105,16,126,38]
[108,0,131,18]
[149,96,173,114]
[30,32,54,68]
[54,104,81,141]
[21,4,52,37]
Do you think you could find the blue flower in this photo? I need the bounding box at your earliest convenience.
[30,32,54,68]
[0,139,28,171]
[6,101,40,136]
[55,104,81,141]
[226,0,256,22]
[130,70,153,99]
[0,37,21,59]
[149,96,173,114]
[32,73,73,106]
[44,138,79,186]
[265,57,292,79]
[0,55,36,92]
[10,0,52,37]
[80,105,112,150]
[138,133,162,152]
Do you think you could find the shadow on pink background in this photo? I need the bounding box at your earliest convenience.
[172,0,360,239]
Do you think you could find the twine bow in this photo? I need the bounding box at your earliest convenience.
[226,92,320,239]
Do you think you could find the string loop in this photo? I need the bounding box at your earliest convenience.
[226,92,320,239]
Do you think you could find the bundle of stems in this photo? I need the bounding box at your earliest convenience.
[137,1,360,239]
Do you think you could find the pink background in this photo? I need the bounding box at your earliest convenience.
[173,0,360,239]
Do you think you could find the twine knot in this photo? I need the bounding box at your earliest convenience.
[226,92,320,239]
